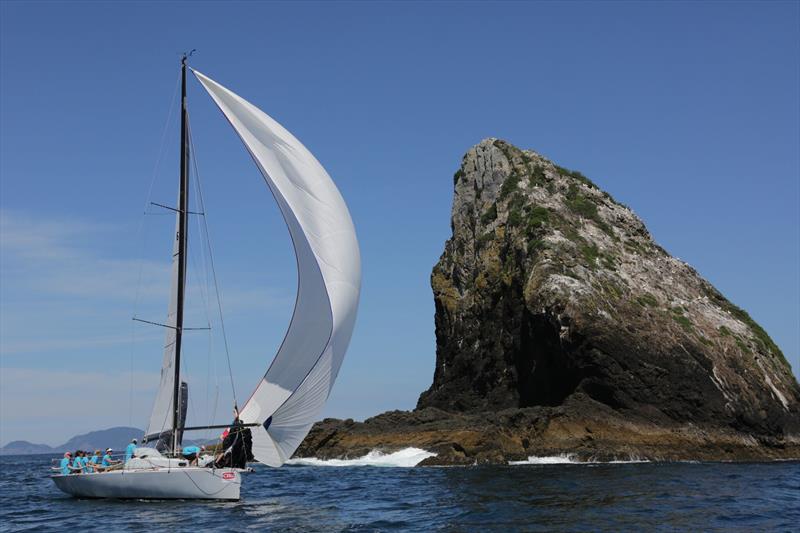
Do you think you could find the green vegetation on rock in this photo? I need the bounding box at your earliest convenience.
[565,183,597,217]
[671,307,693,331]
[481,204,497,225]
[507,205,523,226]
[736,338,752,355]
[705,287,788,366]
[476,230,494,249]
[581,242,600,266]
[528,239,545,253]
[528,165,547,188]
[525,206,549,240]
[624,239,650,256]
[636,293,658,307]
[601,253,617,270]
[500,171,521,199]
[565,183,613,236]
[527,206,549,229]
[555,165,598,189]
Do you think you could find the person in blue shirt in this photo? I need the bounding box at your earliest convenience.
[181,445,201,466]
[101,448,120,469]
[86,450,101,473]
[125,439,138,463]
[89,448,114,473]
[59,452,72,475]
[71,451,85,474]
[80,451,90,472]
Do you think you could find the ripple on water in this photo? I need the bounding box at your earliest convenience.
[1,456,799,531]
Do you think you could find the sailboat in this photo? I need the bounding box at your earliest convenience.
[51,54,361,500]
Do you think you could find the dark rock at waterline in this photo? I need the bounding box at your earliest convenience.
[297,139,800,464]
[297,397,800,465]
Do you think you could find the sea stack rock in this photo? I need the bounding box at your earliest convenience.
[296,139,799,464]
[419,138,798,435]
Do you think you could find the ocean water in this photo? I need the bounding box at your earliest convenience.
[1,452,798,532]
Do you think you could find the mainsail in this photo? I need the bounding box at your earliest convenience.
[153,382,188,452]
[144,211,182,442]
[193,70,361,467]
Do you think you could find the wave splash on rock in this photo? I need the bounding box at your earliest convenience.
[286,447,436,468]
[508,454,650,465]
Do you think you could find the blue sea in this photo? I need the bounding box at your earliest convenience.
[1,452,798,531]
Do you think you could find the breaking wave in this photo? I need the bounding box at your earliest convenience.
[287,447,436,467]
[508,454,650,465]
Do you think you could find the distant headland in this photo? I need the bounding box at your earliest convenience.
[0,427,141,456]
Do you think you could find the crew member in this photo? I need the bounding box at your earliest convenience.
[214,407,254,469]
[181,445,201,466]
[71,451,84,474]
[102,448,119,468]
[59,452,72,475]
[125,439,138,463]
[80,451,90,472]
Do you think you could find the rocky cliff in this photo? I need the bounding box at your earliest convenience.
[297,139,800,464]
[419,138,798,434]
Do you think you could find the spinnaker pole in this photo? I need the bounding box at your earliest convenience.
[172,53,190,454]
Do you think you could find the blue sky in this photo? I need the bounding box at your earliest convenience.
[1,1,798,446]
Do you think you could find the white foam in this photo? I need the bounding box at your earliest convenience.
[287,447,436,468]
[509,454,650,465]
[508,454,580,465]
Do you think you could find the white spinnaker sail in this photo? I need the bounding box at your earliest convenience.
[145,210,181,440]
[193,70,361,467]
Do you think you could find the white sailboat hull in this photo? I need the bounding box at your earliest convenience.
[51,467,243,500]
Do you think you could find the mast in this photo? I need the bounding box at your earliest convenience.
[172,54,190,454]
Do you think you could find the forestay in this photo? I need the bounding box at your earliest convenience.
[193,70,361,467]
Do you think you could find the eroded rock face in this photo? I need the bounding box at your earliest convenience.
[417,138,799,438]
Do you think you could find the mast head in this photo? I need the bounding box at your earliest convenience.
[181,49,196,65]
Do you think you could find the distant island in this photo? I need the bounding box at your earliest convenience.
[297,139,800,465]
[0,426,222,456]
[1,427,142,456]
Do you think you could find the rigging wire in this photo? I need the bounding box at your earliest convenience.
[129,68,182,429]
[186,113,239,411]
[182,188,213,442]
[183,186,207,349]
[188,147,222,443]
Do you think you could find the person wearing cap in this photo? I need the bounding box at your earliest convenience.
[125,439,138,463]
[181,445,201,465]
[59,452,73,475]
[91,448,117,473]
[86,450,101,473]
[101,448,118,468]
